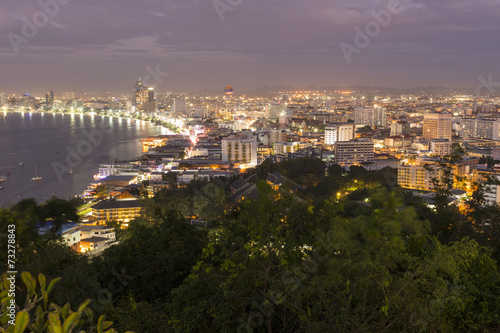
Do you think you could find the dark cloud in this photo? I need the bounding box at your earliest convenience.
[1,0,499,94]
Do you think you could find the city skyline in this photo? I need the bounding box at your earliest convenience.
[1,0,500,94]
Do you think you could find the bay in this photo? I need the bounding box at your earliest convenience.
[0,112,164,207]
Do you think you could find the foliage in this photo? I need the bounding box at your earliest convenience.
[93,212,207,304]
[0,272,129,333]
[168,188,500,332]
[247,157,326,187]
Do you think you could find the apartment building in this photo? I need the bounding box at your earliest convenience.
[324,123,355,145]
[222,138,258,166]
[334,139,374,166]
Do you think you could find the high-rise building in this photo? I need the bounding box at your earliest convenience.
[334,138,374,166]
[222,138,258,167]
[45,91,54,106]
[23,93,36,109]
[354,107,387,127]
[390,121,411,136]
[269,129,286,146]
[459,118,500,140]
[133,79,155,113]
[459,118,476,138]
[324,123,355,145]
[423,113,452,140]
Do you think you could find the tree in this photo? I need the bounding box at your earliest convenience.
[93,212,207,304]
[168,188,500,332]
[0,272,129,333]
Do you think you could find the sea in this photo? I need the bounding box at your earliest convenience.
[0,111,164,207]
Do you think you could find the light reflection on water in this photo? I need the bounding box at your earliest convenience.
[0,112,162,207]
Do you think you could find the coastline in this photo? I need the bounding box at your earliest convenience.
[0,111,166,207]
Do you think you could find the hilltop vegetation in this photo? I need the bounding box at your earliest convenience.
[2,159,500,332]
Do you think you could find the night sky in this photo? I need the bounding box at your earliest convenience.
[1,0,499,95]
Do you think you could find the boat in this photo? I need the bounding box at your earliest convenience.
[31,164,42,182]
[20,162,24,167]
[0,176,6,182]
[0,186,4,190]
[69,167,74,174]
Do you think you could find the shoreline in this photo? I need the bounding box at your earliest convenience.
[0,111,167,208]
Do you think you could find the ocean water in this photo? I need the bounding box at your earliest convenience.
[0,112,163,207]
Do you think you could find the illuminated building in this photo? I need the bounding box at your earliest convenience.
[423,113,452,140]
[397,164,444,191]
[334,138,374,166]
[133,78,156,113]
[273,142,300,154]
[45,90,54,106]
[222,138,258,166]
[270,129,286,146]
[390,121,411,136]
[474,168,500,205]
[429,139,452,157]
[354,107,387,127]
[459,118,500,140]
[173,98,187,116]
[325,123,355,145]
[90,199,143,227]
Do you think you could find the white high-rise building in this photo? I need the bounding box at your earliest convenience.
[222,138,258,167]
[354,107,387,127]
[324,123,355,145]
[459,118,500,140]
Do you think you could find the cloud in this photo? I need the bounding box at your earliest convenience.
[1,0,500,92]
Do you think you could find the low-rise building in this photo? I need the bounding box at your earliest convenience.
[90,199,143,227]
[80,237,110,253]
[79,225,116,241]
[429,139,452,157]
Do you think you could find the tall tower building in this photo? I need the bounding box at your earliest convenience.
[133,78,156,113]
[45,91,54,106]
[423,113,452,140]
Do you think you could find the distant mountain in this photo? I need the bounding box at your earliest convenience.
[189,85,475,97]
[248,85,472,96]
